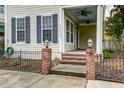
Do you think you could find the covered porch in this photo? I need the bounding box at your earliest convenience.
[60,5,105,54]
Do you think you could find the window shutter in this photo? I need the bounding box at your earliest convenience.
[11,17,16,43]
[25,16,30,43]
[52,14,58,43]
[37,15,42,43]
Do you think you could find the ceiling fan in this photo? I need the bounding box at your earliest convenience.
[80,9,92,16]
[74,8,92,17]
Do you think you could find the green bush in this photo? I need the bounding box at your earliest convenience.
[103,50,114,58]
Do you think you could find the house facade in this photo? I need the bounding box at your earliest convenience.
[5,5,105,59]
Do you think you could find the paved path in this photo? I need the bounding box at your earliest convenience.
[0,70,124,88]
[0,70,87,88]
[87,80,124,88]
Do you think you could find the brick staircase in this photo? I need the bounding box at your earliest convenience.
[61,53,86,65]
[50,53,87,77]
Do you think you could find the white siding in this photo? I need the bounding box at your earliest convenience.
[6,5,61,59]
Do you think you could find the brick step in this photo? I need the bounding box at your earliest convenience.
[50,64,86,78]
[60,60,86,65]
[62,53,86,61]
[62,53,86,57]
[62,56,86,60]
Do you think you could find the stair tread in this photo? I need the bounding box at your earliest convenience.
[60,60,86,62]
[60,60,86,65]
[62,53,86,56]
[50,64,86,74]
[62,56,86,58]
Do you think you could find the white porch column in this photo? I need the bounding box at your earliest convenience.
[4,5,8,51]
[96,5,104,54]
[59,7,65,53]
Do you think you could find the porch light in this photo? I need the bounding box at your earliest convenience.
[87,38,93,48]
[43,40,49,48]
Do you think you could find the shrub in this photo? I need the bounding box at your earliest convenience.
[103,50,114,58]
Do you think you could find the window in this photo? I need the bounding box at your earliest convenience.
[71,23,74,42]
[43,16,52,41]
[17,18,25,42]
[66,19,74,43]
[66,20,70,42]
[0,5,4,14]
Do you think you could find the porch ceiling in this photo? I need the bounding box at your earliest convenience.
[65,6,97,24]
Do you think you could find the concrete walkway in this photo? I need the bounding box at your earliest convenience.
[86,80,124,88]
[0,70,87,88]
[0,70,124,88]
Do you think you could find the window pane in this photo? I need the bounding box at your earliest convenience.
[71,23,73,33]
[43,30,51,41]
[66,20,70,31]
[43,16,52,29]
[71,33,73,42]
[17,18,25,42]
[71,23,73,42]
[17,31,25,42]
[66,32,69,42]
[0,5,4,14]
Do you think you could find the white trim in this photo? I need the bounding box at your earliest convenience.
[39,12,58,16]
[60,7,65,53]
[4,5,7,50]
[60,5,94,9]
[12,15,28,18]
[96,5,104,54]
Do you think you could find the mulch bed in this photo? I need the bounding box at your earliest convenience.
[0,58,42,73]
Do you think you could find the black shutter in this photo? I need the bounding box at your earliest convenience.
[11,17,16,43]
[25,16,30,43]
[52,14,58,43]
[37,15,42,43]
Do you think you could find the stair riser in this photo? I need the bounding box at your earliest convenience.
[50,70,86,78]
[62,58,86,60]
[60,61,86,65]
[62,54,86,57]
[62,55,86,60]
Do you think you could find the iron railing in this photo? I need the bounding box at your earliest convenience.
[0,51,42,73]
[96,55,124,83]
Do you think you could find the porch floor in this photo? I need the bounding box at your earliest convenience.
[66,49,86,54]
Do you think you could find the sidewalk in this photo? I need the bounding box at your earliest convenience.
[86,80,124,88]
[0,70,87,88]
[0,69,124,88]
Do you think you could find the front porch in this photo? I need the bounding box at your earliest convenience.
[60,5,105,54]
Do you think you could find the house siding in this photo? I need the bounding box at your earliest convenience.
[6,5,61,59]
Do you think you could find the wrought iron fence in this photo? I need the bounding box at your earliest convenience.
[96,55,124,83]
[0,51,42,73]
